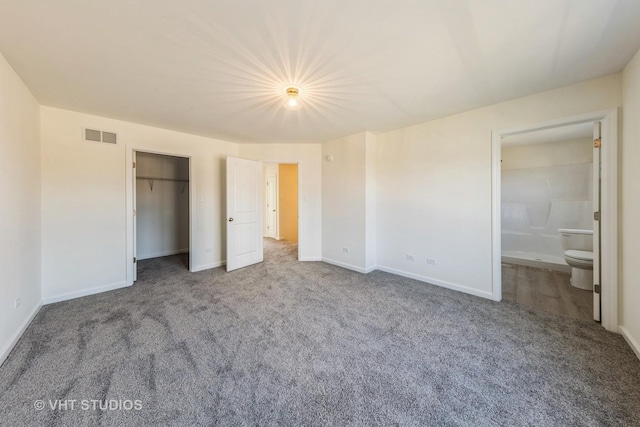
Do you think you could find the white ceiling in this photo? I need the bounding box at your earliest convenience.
[1,0,640,144]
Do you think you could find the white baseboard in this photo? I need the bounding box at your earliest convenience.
[43,281,130,305]
[619,326,640,361]
[0,301,42,367]
[376,265,494,300]
[322,258,375,274]
[299,256,322,262]
[192,260,225,272]
[319,260,492,298]
[138,249,189,261]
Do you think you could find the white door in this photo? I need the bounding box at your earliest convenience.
[133,151,138,282]
[226,156,263,272]
[266,175,277,239]
[593,122,601,322]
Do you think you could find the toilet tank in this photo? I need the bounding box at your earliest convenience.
[558,229,593,251]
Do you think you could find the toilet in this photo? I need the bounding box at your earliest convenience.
[558,228,593,290]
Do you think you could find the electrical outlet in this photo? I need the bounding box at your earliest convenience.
[14,297,21,309]
[342,247,349,253]
[406,254,415,261]
[426,258,436,265]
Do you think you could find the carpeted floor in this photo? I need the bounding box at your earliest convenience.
[1,239,639,426]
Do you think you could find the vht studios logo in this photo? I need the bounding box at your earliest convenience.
[34,399,143,411]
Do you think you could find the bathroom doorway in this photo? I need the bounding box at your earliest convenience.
[491,109,618,331]
[499,123,594,321]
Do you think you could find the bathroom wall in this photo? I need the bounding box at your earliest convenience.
[501,138,593,267]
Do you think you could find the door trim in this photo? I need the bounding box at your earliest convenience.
[491,108,618,332]
[125,146,194,285]
[266,174,278,239]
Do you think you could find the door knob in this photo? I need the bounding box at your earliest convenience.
[228,218,234,222]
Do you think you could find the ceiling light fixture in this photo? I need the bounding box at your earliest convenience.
[282,87,302,110]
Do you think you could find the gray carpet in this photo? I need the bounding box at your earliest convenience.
[1,239,639,426]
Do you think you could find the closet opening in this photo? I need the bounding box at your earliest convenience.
[133,151,190,279]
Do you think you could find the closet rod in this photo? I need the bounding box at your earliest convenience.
[136,176,189,182]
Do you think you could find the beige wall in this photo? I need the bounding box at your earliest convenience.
[321,131,376,272]
[322,132,368,271]
[621,48,640,358]
[375,74,621,299]
[0,53,41,364]
[41,107,239,303]
[364,133,377,270]
[278,164,298,242]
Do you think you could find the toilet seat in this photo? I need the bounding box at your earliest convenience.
[565,250,593,262]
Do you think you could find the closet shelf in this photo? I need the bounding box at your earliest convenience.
[137,176,189,192]
[136,176,189,182]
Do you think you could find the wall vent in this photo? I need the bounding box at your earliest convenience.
[83,128,118,144]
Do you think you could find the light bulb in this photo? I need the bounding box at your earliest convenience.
[282,87,302,110]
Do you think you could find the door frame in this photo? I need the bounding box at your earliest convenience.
[125,146,194,284]
[491,108,618,332]
[260,159,301,261]
[265,173,278,239]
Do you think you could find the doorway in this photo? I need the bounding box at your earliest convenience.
[499,123,594,321]
[491,109,618,331]
[225,157,301,272]
[132,151,191,281]
[263,163,299,251]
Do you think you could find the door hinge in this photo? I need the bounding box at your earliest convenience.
[594,211,601,221]
[133,209,136,217]
[594,284,601,294]
[133,161,136,168]
[133,257,137,263]
[593,138,601,148]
